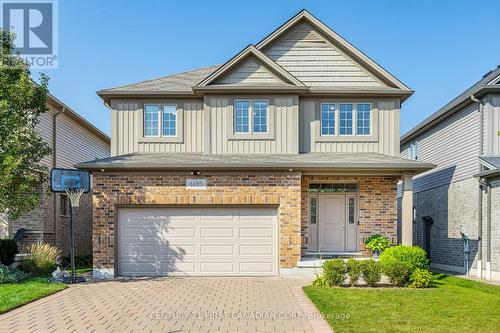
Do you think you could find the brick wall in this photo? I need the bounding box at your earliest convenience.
[92,171,302,273]
[301,176,399,255]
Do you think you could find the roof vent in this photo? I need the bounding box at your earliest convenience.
[483,70,493,78]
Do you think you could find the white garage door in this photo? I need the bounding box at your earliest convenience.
[118,207,278,277]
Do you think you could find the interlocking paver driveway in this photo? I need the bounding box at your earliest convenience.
[0,278,332,333]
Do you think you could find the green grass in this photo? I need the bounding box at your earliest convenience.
[75,267,92,274]
[304,274,500,333]
[0,277,67,314]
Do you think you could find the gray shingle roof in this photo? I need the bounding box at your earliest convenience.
[479,155,500,169]
[401,66,500,144]
[76,152,434,172]
[98,65,220,94]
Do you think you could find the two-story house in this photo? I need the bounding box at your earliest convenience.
[78,10,433,278]
[2,93,110,257]
[400,66,500,280]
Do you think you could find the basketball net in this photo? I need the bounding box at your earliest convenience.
[65,188,85,208]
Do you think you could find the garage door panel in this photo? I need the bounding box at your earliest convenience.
[200,228,234,238]
[118,207,277,276]
[200,245,235,256]
[239,227,273,238]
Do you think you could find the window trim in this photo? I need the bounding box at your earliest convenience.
[139,101,184,143]
[316,100,378,143]
[228,97,275,140]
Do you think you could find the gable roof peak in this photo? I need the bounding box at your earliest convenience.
[196,44,305,87]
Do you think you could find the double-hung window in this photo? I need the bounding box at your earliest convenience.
[234,100,268,134]
[144,103,177,137]
[356,103,371,135]
[321,103,336,136]
[339,103,353,135]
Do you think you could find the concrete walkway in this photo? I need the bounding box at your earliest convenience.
[0,277,332,333]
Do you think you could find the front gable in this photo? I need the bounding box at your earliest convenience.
[261,21,385,87]
[212,56,290,86]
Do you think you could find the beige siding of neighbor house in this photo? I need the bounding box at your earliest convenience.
[213,57,286,85]
[484,94,500,155]
[111,100,204,155]
[56,112,110,168]
[401,103,480,193]
[262,21,385,87]
[299,98,400,156]
[204,95,299,154]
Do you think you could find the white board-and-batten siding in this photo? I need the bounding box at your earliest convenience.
[262,21,385,88]
[485,94,500,155]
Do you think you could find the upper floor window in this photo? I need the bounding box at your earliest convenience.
[234,100,268,134]
[408,141,419,160]
[321,103,336,136]
[339,103,353,135]
[144,103,177,137]
[253,101,268,133]
[357,103,371,135]
[162,105,176,136]
[320,102,372,137]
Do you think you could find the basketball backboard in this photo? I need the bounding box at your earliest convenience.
[50,168,90,193]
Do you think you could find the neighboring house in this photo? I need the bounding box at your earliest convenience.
[3,93,110,257]
[78,10,433,278]
[399,66,500,280]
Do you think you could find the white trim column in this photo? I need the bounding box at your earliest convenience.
[401,175,414,245]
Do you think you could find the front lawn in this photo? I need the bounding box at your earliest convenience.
[304,274,500,333]
[0,277,67,314]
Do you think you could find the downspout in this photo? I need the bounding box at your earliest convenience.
[471,95,483,278]
[52,107,65,243]
[486,180,492,280]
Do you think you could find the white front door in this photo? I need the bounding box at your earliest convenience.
[308,194,358,253]
[319,196,345,252]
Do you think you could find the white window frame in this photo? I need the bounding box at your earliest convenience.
[161,104,177,137]
[356,103,372,136]
[252,100,269,134]
[320,103,336,136]
[319,102,373,138]
[339,103,354,136]
[234,100,251,134]
[143,103,178,138]
[408,140,419,160]
[144,103,161,137]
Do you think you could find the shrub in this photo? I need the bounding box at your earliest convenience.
[312,273,329,287]
[362,259,381,287]
[20,243,61,276]
[379,245,429,273]
[0,264,27,283]
[0,239,19,266]
[322,259,347,287]
[364,234,391,254]
[384,260,412,287]
[346,258,363,286]
[410,268,433,288]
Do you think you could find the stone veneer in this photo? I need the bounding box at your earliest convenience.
[92,171,302,276]
[301,176,399,255]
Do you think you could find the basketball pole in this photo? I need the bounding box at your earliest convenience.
[69,203,76,283]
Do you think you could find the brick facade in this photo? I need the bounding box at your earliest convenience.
[301,176,399,255]
[92,171,302,273]
[93,172,399,274]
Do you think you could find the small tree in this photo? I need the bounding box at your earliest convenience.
[0,29,51,220]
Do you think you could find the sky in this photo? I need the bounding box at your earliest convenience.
[32,0,500,137]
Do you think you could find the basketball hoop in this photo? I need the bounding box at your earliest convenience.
[65,188,85,208]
